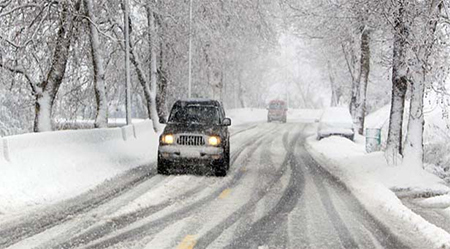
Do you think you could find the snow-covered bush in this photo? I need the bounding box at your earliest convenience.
[424,143,450,183]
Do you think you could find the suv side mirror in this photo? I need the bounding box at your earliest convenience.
[222,117,231,126]
[160,117,167,124]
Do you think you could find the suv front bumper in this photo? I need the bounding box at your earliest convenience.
[158,145,225,173]
[158,145,224,161]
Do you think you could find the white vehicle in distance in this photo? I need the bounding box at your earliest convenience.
[317,107,355,141]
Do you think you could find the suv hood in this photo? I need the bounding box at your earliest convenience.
[163,123,223,135]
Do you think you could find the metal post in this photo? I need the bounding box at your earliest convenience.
[124,0,132,124]
[188,0,193,98]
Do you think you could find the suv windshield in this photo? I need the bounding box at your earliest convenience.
[168,105,220,125]
[269,102,285,110]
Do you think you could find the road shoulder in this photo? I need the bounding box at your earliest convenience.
[305,135,450,249]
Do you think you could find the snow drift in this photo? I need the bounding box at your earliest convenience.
[0,120,159,215]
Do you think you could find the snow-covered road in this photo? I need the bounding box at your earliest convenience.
[0,123,412,249]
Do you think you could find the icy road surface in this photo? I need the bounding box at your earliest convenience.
[0,123,408,249]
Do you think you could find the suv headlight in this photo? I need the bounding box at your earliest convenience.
[161,134,174,144]
[208,136,221,146]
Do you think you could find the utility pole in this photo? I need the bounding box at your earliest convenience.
[124,0,132,124]
[188,0,193,98]
[286,81,290,109]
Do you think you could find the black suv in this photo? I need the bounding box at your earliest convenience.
[157,99,231,176]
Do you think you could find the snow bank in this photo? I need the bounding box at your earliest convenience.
[56,118,146,130]
[415,195,450,209]
[306,136,450,248]
[0,120,159,215]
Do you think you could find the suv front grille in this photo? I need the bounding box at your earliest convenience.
[177,135,205,146]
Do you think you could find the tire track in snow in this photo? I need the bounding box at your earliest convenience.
[226,134,408,249]
[0,165,156,249]
[230,123,259,138]
[49,125,279,249]
[306,154,360,248]
[222,132,306,249]
[172,127,290,249]
[302,152,409,249]
[1,123,268,249]
[221,126,293,248]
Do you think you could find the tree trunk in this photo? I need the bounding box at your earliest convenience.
[345,39,359,120]
[33,1,78,132]
[385,76,407,164]
[147,6,161,132]
[155,13,168,121]
[327,61,337,107]
[124,0,132,125]
[128,41,153,120]
[116,3,160,131]
[385,1,408,165]
[354,27,371,135]
[238,70,245,108]
[218,71,224,102]
[84,0,108,128]
[403,1,441,169]
[34,92,53,132]
[403,70,425,169]
[294,81,313,109]
[156,65,168,121]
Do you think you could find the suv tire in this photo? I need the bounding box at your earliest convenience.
[214,159,227,177]
[157,155,169,175]
[225,144,230,170]
[215,166,227,177]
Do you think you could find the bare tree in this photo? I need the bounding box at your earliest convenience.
[33,1,80,132]
[0,0,278,134]
[84,0,108,128]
